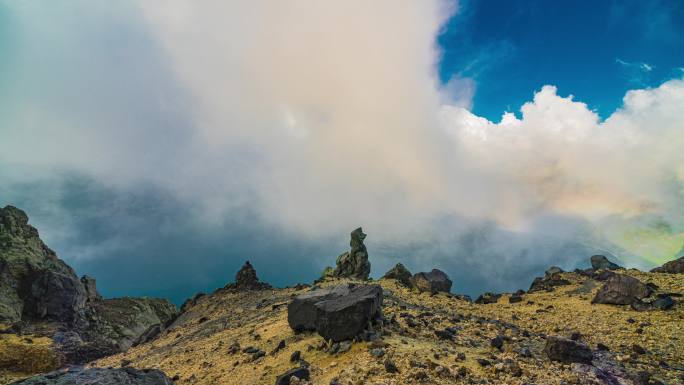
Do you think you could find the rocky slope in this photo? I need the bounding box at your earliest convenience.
[0,206,178,383]
[2,213,683,385]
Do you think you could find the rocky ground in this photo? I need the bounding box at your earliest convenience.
[2,214,683,385]
[90,263,683,385]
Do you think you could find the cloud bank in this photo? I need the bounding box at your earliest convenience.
[1,1,683,299]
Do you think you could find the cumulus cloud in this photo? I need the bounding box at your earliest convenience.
[1,1,683,297]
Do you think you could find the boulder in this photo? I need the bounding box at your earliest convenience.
[509,290,524,303]
[545,266,564,276]
[9,366,174,385]
[81,275,102,303]
[544,336,593,364]
[231,261,271,290]
[591,274,651,305]
[475,292,501,304]
[590,255,621,271]
[650,256,684,274]
[411,269,452,293]
[333,227,371,280]
[288,285,352,332]
[528,273,571,293]
[275,367,309,385]
[382,263,412,287]
[287,284,382,342]
[0,205,87,324]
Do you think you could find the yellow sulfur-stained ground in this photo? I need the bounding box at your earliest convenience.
[93,270,684,385]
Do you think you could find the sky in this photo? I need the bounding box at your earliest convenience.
[1,0,683,305]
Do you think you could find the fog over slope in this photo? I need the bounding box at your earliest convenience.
[1,1,683,303]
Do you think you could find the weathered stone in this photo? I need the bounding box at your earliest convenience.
[315,285,383,342]
[650,256,684,274]
[81,275,102,303]
[275,367,309,385]
[9,366,174,385]
[592,274,652,305]
[382,263,412,287]
[411,269,452,293]
[528,273,571,293]
[590,255,622,270]
[332,228,371,280]
[474,292,501,304]
[0,205,86,324]
[231,261,271,290]
[288,285,352,332]
[544,336,593,364]
[545,266,564,276]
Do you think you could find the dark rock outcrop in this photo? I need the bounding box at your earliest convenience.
[650,256,684,274]
[275,367,309,385]
[544,336,593,364]
[287,284,382,342]
[528,273,571,293]
[411,269,452,293]
[0,205,179,365]
[0,205,86,324]
[590,255,621,271]
[81,275,102,303]
[545,266,564,276]
[475,292,501,304]
[382,263,412,287]
[333,228,371,280]
[229,261,271,290]
[10,366,174,385]
[592,274,652,305]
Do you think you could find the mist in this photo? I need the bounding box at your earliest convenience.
[1,1,683,303]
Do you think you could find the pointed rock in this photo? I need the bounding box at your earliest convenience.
[333,227,371,280]
[590,255,621,270]
[230,261,271,290]
[382,263,412,287]
[411,269,452,293]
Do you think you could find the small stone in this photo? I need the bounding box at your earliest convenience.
[384,359,399,373]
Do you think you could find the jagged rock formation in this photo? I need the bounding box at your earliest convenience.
[382,263,412,287]
[590,255,622,270]
[332,228,371,280]
[0,206,86,324]
[287,284,383,342]
[0,205,178,366]
[228,261,271,290]
[592,274,652,305]
[527,273,571,293]
[10,367,174,385]
[651,256,684,274]
[411,269,452,293]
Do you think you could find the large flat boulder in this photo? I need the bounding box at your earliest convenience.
[591,274,652,305]
[9,366,174,385]
[411,269,452,293]
[287,284,382,342]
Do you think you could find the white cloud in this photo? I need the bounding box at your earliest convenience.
[1,0,683,265]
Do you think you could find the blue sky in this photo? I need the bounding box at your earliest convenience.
[438,0,684,121]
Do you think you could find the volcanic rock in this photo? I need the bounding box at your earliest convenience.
[651,256,684,274]
[231,261,271,290]
[592,274,652,305]
[9,366,174,385]
[411,269,452,293]
[545,266,564,276]
[287,284,382,342]
[382,263,413,287]
[274,367,309,385]
[0,205,86,324]
[528,273,571,293]
[475,292,501,304]
[544,336,593,364]
[332,227,371,280]
[81,275,102,303]
[590,255,622,270]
